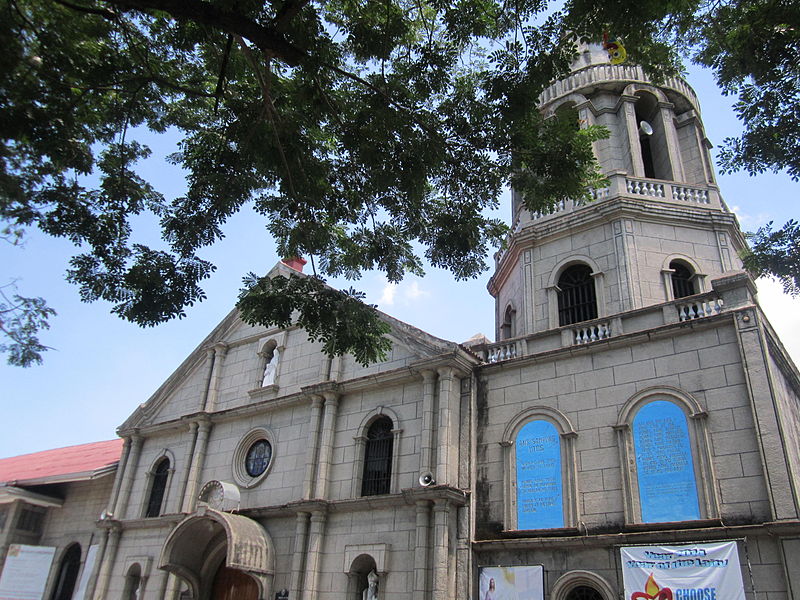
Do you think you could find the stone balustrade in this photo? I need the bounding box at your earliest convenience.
[573,322,611,345]
[481,288,736,364]
[677,297,724,321]
[539,63,700,114]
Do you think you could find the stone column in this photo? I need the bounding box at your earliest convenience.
[175,421,199,513]
[419,370,437,477]
[413,500,432,596]
[182,418,212,513]
[315,393,339,499]
[302,397,324,499]
[114,434,143,520]
[93,526,121,600]
[622,96,645,177]
[431,499,451,600]
[289,512,311,597]
[301,511,327,600]
[658,101,685,182]
[203,343,228,412]
[105,437,131,518]
[437,367,458,486]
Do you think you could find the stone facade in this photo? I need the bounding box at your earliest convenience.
[2,43,800,600]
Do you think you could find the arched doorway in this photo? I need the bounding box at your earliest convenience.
[211,563,258,600]
[551,570,616,600]
[159,506,274,599]
[50,543,81,600]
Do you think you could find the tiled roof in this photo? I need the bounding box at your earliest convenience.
[0,439,124,485]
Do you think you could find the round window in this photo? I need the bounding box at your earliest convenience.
[245,439,272,477]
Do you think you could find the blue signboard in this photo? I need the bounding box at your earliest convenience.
[633,401,701,523]
[516,420,563,529]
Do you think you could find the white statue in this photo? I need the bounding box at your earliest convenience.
[261,347,280,386]
[363,570,378,600]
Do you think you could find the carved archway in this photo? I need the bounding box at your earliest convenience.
[159,506,274,599]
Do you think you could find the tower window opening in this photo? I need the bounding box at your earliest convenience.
[640,134,655,179]
[670,261,696,298]
[361,417,393,496]
[634,92,671,180]
[557,265,598,326]
[501,305,516,340]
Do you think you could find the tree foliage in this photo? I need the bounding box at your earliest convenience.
[1,0,798,365]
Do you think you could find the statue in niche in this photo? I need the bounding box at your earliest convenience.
[362,570,378,600]
[275,590,289,600]
[261,344,280,387]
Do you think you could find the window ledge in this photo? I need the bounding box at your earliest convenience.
[248,384,279,399]
[624,518,722,532]
[501,526,580,538]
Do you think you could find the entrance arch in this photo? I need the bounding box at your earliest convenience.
[551,571,616,600]
[159,506,274,599]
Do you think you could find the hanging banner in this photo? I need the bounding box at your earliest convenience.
[478,565,544,600]
[621,541,745,600]
[0,544,56,600]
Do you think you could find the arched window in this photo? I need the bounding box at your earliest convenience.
[145,457,170,518]
[502,408,578,531]
[632,401,700,522]
[670,260,696,298]
[123,564,142,600]
[50,543,81,600]
[557,265,597,326]
[361,417,394,496]
[501,305,516,340]
[616,387,718,524]
[634,91,671,180]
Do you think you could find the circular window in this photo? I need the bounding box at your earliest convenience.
[245,440,272,477]
[233,427,275,488]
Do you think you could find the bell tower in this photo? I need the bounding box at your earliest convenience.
[488,44,747,348]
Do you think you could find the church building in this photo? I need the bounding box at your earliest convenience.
[1,43,799,600]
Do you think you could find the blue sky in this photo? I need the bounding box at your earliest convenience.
[1,63,799,458]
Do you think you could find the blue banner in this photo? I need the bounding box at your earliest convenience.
[633,401,700,523]
[516,420,563,529]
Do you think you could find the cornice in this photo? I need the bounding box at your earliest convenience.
[490,196,745,293]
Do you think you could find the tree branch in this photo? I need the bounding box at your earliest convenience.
[107,0,307,65]
[51,0,117,20]
[271,0,314,33]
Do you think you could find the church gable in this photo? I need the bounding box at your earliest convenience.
[123,298,457,429]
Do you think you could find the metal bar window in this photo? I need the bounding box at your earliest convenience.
[361,417,393,496]
[557,265,598,326]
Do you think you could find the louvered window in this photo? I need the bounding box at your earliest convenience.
[670,261,696,299]
[145,458,169,518]
[557,265,597,326]
[361,417,393,496]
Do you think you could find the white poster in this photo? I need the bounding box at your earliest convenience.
[621,541,745,600]
[479,565,544,600]
[0,544,56,600]
[72,544,98,600]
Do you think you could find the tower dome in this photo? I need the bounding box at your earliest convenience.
[490,45,745,345]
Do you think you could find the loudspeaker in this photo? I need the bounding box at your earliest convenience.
[639,120,654,137]
[419,472,435,487]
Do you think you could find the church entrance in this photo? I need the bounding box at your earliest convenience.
[210,563,259,600]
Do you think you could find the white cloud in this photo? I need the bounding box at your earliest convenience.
[379,282,397,306]
[404,280,429,301]
[756,277,800,366]
[730,205,772,229]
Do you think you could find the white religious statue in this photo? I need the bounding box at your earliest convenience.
[362,570,378,600]
[261,346,280,387]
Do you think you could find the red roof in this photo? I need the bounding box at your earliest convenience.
[0,439,124,485]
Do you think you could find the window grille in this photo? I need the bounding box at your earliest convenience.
[670,261,696,299]
[145,458,170,518]
[361,417,393,496]
[17,507,44,532]
[557,265,597,326]
[245,439,272,477]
